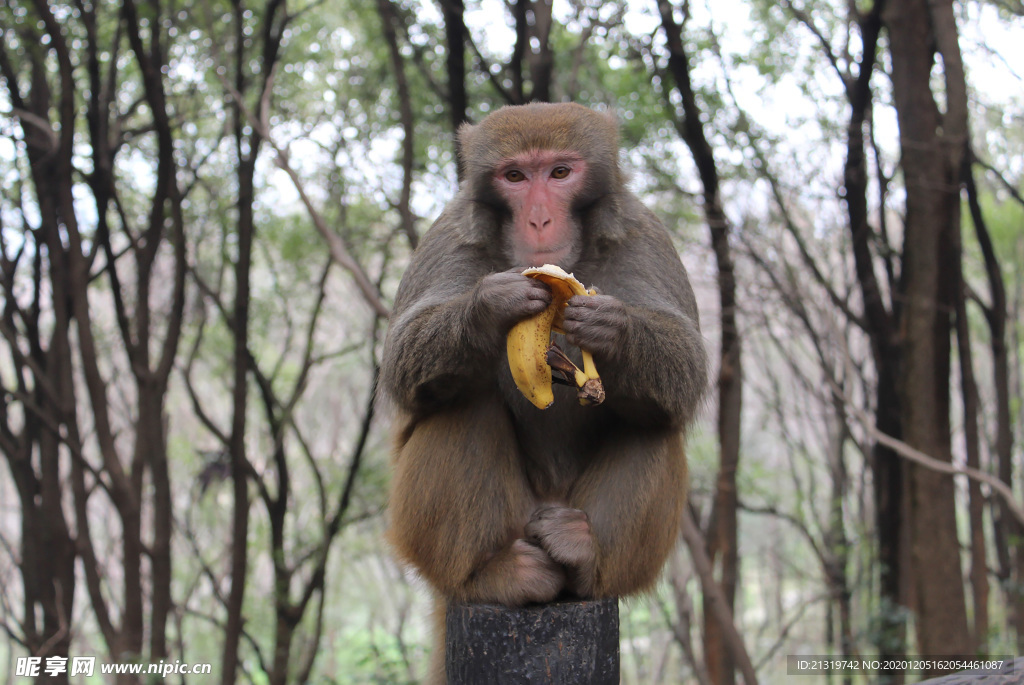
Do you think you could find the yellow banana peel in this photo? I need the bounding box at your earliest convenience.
[506,264,605,409]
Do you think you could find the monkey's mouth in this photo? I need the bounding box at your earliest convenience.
[522,246,573,266]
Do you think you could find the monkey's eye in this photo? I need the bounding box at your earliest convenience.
[504,169,526,182]
[551,166,571,179]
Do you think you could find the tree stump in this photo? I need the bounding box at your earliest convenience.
[445,598,619,684]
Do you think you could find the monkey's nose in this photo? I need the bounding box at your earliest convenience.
[529,217,552,232]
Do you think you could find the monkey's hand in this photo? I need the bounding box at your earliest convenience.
[462,539,565,605]
[526,505,597,597]
[561,294,630,362]
[564,292,706,428]
[469,271,552,340]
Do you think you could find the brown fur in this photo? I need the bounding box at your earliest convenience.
[460,103,622,205]
[380,103,708,680]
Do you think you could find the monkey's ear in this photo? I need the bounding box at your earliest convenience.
[598,108,620,138]
[456,121,477,183]
[457,121,477,149]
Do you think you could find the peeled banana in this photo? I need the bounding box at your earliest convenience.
[506,264,605,409]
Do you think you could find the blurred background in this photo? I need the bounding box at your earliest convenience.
[0,0,1021,683]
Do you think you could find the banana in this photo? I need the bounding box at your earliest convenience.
[506,264,605,409]
[506,298,559,409]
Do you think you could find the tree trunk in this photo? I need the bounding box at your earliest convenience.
[884,0,972,667]
[441,0,468,132]
[378,0,419,249]
[835,2,912,670]
[440,0,468,179]
[527,0,554,102]
[680,509,758,685]
[2,18,86,682]
[827,419,854,685]
[221,8,258,681]
[953,162,993,652]
[656,5,743,683]
[965,148,1020,652]
[955,259,989,654]
[509,0,528,103]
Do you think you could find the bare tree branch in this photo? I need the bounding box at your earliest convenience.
[207,42,391,319]
[679,507,760,685]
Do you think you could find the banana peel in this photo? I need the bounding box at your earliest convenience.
[506,264,605,409]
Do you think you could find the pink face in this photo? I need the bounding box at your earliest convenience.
[493,149,588,266]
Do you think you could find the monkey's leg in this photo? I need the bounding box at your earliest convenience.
[388,399,564,606]
[531,429,688,598]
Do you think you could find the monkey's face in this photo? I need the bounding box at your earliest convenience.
[493,149,586,267]
[458,103,623,267]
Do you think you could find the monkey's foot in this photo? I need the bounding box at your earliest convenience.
[525,505,595,568]
[507,539,565,604]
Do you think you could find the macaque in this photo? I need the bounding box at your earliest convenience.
[380,102,707,670]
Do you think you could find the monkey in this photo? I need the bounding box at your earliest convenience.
[379,102,708,675]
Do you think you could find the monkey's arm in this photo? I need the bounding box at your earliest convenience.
[565,297,707,427]
[380,226,550,413]
[612,303,708,426]
[564,220,708,427]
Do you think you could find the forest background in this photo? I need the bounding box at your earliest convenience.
[1,0,1022,683]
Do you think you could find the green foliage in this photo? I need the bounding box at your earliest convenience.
[330,626,421,685]
[976,190,1024,260]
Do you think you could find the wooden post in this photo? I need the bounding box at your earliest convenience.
[445,598,619,684]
